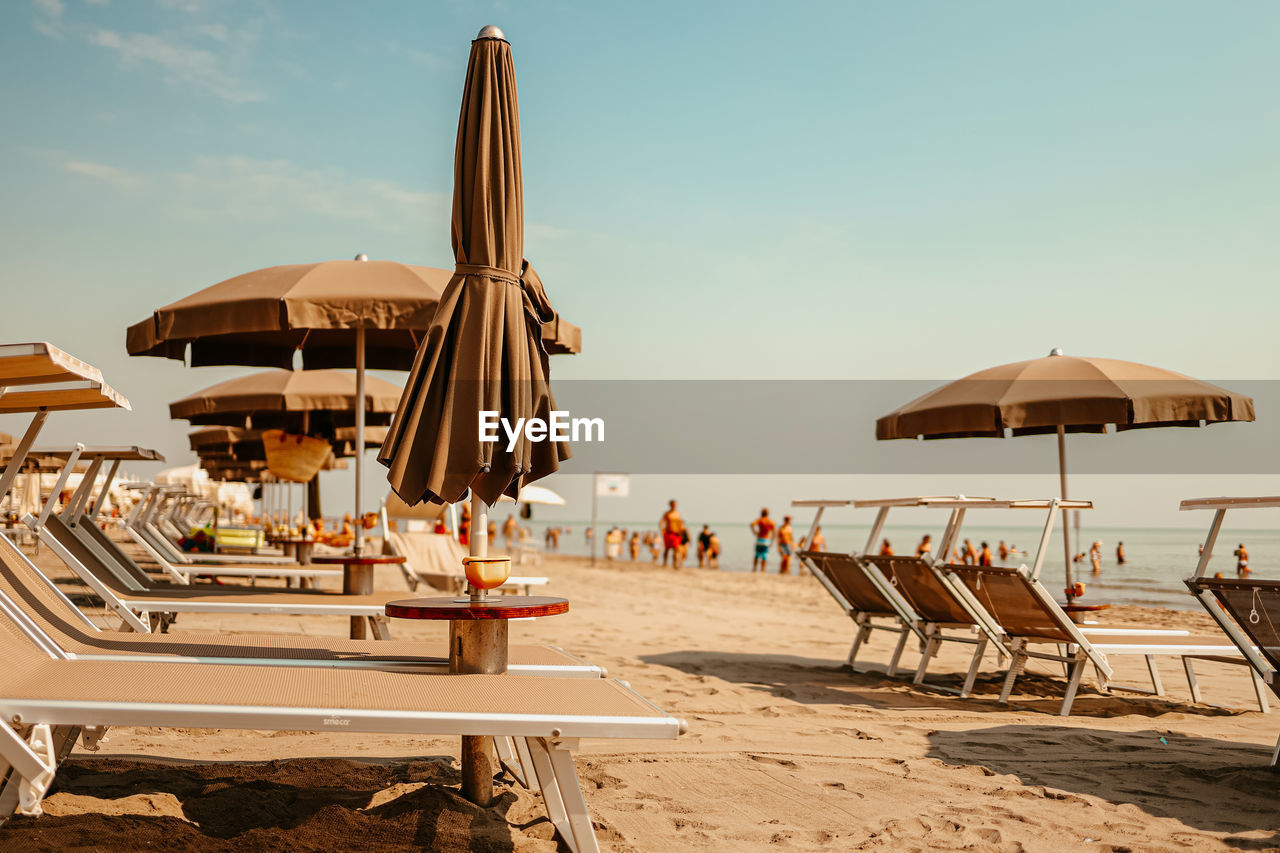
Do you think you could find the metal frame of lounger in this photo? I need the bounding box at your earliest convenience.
[794,515,924,676]
[126,483,312,575]
[1182,496,1280,762]
[932,498,1264,716]
[0,528,605,687]
[0,598,685,852]
[65,477,326,586]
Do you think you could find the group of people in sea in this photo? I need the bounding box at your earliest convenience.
[592,500,725,569]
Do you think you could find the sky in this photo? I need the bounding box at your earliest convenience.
[0,1,1276,530]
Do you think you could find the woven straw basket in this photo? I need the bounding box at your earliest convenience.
[261,430,332,482]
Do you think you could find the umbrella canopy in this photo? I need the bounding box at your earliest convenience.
[126,260,581,366]
[189,426,375,463]
[171,370,401,427]
[127,261,451,370]
[379,28,570,508]
[877,350,1255,598]
[877,352,1254,440]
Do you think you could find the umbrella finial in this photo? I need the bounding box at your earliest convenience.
[477,25,506,41]
[354,253,369,262]
[1049,347,1063,357]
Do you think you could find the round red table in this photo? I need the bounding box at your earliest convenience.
[385,595,569,805]
[312,554,406,639]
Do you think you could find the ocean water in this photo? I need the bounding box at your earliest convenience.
[530,520,1278,611]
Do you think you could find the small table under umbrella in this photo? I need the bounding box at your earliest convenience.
[876,349,1254,602]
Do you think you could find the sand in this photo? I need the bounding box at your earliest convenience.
[2,549,1279,851]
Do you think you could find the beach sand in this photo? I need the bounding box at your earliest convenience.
[2,549,1278,851]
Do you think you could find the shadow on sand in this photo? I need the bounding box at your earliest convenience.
[0,756,531,852]
[927,724,1280,845]
[642,649,1248,718]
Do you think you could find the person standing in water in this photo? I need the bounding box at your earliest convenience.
[978,541,993,566]
[916,534,932,558]
[777,516,795,575]
[810,526,826,552]
[660,500,685,569]
[628,531,640,561]
[1089,541,1103,574]
[1234,543,1250,576]
[880,539,894,557]
[751,508,776,572]
[707,531,722,568]
[998,540,1010,561]
[696,525,712,566]
[1116,541,1126,565]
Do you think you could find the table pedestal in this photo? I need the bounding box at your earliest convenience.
[344,565,374,639]
[383,595,569,807]
[452,618,508,804]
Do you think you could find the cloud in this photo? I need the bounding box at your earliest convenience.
[32,0,65,38]
[91,28,266,103]
[62,159,144,190]
[55,153,446,234]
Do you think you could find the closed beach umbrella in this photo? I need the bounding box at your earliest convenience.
[877,349,1254,598]
[379,27,570,509]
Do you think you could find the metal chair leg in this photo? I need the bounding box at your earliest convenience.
[912,637,938,685]
[999,640,1026,705]
[886,628,910,677]
[1253,670,1272,714]
[545,740,602,853]
[1060,656,1086,716]
[1144,655,1165,696]
[1182,658,1201,703]
[525,737,576,851]
[960,636,988,698]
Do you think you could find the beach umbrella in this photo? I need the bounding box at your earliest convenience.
[377,25,572,805]
[129,261,580,555]
[378,28,569,511]
[876,349,1255,599]
[498,484,566,506]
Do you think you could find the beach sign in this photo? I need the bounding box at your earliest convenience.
[595,473,630,497]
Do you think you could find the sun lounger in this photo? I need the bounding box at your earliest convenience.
[935,497,1265,715]
[0,528,602,677]
[797,548,922,675]
[1181,496,1280,762]
[386,529,549,595]
[0,601,685,852]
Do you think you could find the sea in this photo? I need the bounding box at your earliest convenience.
[529,521,1278,611]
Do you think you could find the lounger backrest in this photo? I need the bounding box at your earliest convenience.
[0,532,105,644]
[42,513,139,593]
[801,551,896,616]
[69,515,154,587]
[946,564,1077,643]
[863,555,974,625]
[1186,577,1280,683]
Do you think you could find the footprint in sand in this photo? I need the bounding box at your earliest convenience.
[748,754,799,769]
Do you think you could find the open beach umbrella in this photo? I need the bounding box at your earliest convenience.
[129,260,580,555]
[876,349,1255,599]
[171,370,401,429]
[377,25,571,806]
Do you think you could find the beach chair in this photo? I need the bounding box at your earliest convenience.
[386,529,549,596]
[30,460,343,587]
[0,527,603,677]
[797,547,922,675]
[0,598,685,852]
[1182,496,1280,761]
[936,498,1265,716]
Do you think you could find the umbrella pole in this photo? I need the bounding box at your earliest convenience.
[354,326,366,556]
[459,490,500,806]
[1058,426,1075,599]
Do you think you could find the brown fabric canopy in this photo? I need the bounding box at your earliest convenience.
[126,260,580,368]
[127,261,452,370]
[877,353,1255,440]
[379,32,570,506]
[171,371,401,427]
[189,425,386,461]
